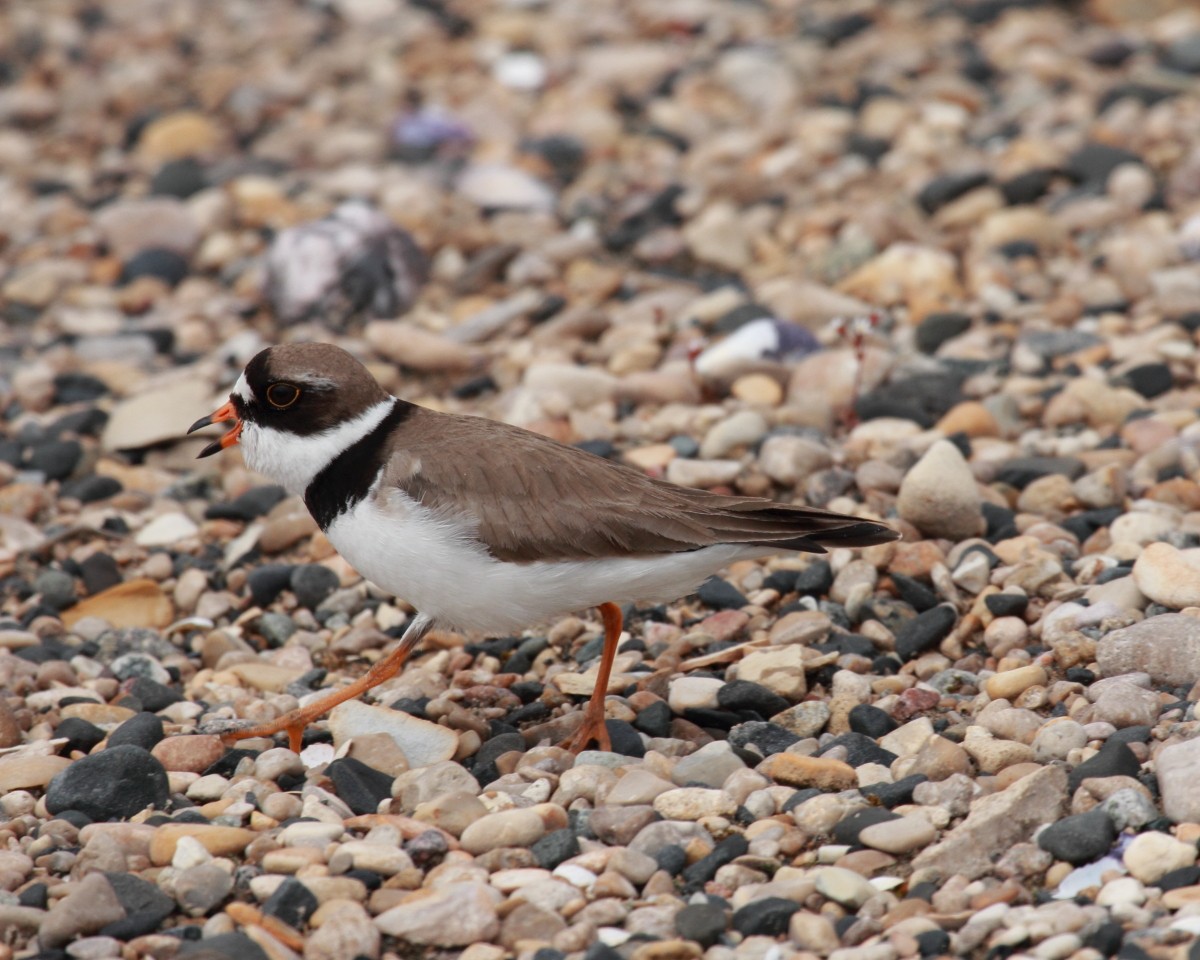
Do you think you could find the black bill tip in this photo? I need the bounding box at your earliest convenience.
[187,414,214,435]
[196,438,224,459]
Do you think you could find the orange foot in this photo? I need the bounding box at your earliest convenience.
[218,615,433,753]
[559,601,623,754]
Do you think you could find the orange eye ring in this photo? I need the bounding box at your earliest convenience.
[266,382,300,409]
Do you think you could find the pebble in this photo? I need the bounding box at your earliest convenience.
[1132,542,1200,608]
[858,814,938,855]
[328,701,458,768]
[1123,832,1196,884]
[896,440,984,540]
[460,809,547,855]
[1097,614,1200,686]
[45,746,169,821]
[374,882,501,945]
[813,867,876,909]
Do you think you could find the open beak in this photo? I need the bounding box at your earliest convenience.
[187,400,242,458]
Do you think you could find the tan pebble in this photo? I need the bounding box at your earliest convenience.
[760,754,857,791]
[149,824,256,866]
[935,401,998,438]
[151,736,226,774]
[61,579,173,630]
[984,665,1048,702]
[731,374,783,406]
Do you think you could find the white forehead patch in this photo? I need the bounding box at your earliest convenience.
[233,372,254,402]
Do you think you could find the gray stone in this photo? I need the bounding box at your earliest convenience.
[1097,614,1200,687]
[1157,737,1200,824]
[911,765,1068,880]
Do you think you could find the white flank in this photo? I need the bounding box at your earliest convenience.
[239,398,397,496]
[327,487,771,633]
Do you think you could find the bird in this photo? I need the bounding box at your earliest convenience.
[187,343,899,753]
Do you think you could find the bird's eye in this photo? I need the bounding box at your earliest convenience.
[266,382,300,409]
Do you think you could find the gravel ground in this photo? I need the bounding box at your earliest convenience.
[3,0,1200,958]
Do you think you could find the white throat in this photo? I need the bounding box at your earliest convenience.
[239,396,396,495]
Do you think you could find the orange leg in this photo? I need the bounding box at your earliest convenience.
[561,602,623,754]
[222,615,432,753]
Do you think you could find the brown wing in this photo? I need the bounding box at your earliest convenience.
[380,406,897,563]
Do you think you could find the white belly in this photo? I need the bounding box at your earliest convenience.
[325,490,768,633]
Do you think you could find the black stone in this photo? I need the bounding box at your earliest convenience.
[805,12,872,45]
[605,184,684,251]
[817,732,898,768]
[26,439,82,480]
[246,565,296,607]
[731,896,799,937]
[1037,808,1116,865]
[605,719,645,757]
[728,721,800,757]
[45,745,168,821]
[104,871,174,929]
[151,157,208,198]
[993,456,1085,489]
[861,774,928,809]
[204,749,255,779]
[793,561,833,596]
[718,680,789,719]
[474,731,525,771]
[916,929,952,957]
[179,932,269,960]
[1108,725,1152,745]
[108,712,165,750]
[289,564,340,609]
[533,950,567,960]
[1068,740,1140,794]
[985,593,1029,618]
[916,172,989,215]
[18,882,48,909]
[262,877,318,928]
[207,485,288,521]
[1160,866,1200,891]
[121,247,190,286]
[53,372,109,404]
[982,502,1018,542]
[1123,362,1173,399]
[915,311,972,354]
[712,302,773,335]
[655,844,688,876]
[894,605,957,661]
[1065,143,1144,185]
[584,944,624,960]
[326,757,394,815]
[55,717,106,754]
[675,902,726,948]
[634,700,672,738]
[848,703,897,738]
[1000,168,1056,206]
[854,373,964,428]
[531,828,580,869]
[61,475,122,504]
[697,576,747,610]
[682,834,749,892]
[890,574,938,613]
[762,569,799,593]
[833,806,900,846]
[126,677,181,713]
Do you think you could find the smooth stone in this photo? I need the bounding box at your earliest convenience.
[134,513,199,547]
[1123,831,1197,884]
[374,881,501,944]
[652,788,737,821]
[1158,737,1200,823]
[328,701,457,768]
[896,439,984,540]
[103,379,212,451]
[813,866,875,908]
[671,741,746,788]
[667,677,724,713]
[760,754,857,791]
[0,755,71,792]
[699,410,768,459]
[1133,542,1200,608]
[984,665,1047,701]
[45,746,169,821]
[459,808,546,855]
[60,579,173,630]
[858,814,938,855]
[149,824,257,865]
[1098,614,1200,687]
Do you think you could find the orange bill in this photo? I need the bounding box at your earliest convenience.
[187,400,242,458]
